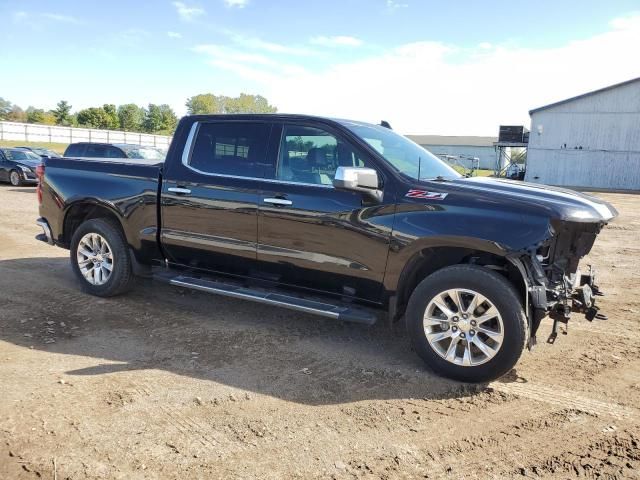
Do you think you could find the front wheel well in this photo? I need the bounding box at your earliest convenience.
[63,202,124,247]
[394,247,526,320]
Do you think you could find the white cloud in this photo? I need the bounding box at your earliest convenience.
[42,13,81,24]
[310,35,363,47]
[12,11,28,23]
[223,30,314,56]
[386,0,408,11]
[195,13,640,135]
[11,11,82,27]
[168,31,182,39]
[224,0,248,8]
[172,1,204,21]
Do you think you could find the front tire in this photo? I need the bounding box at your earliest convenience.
[10,170,22,186]
[406,265,527,383]
[70,218,134,297]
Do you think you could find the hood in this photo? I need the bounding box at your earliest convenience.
[422,176,618,224]
[14,158,41,169]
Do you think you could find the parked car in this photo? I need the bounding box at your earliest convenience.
[0,148,41,185]
[16,146,60,158]
[63,142,166,161]
[35,114,617,382]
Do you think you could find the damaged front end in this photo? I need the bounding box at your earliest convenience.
[513,218,614,348]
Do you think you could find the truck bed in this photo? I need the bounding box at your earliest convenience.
[39,156,163,264]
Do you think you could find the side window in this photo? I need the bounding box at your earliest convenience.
[188,122,271,178]
[277,125,366,185]
[64,144,85,157]
[85,144,108,158]
[107,147,126,158]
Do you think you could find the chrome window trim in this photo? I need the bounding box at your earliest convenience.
[181,121,200,168]
[180,120,334,189]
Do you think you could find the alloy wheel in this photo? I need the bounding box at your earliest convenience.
[423,288,504,366]
[10,171,21,186]
[76,233,114,286]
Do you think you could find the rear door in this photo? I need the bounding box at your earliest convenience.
[0,151,9,181]
[160,120,274,276]
[256,122,394,302]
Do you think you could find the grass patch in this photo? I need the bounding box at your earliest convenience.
[0,140,68,155]
[452,165,494,177]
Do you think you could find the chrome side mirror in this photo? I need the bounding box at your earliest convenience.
[333,166,382,202]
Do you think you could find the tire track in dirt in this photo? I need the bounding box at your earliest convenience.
[490,382,637,420]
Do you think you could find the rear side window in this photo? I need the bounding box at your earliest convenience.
[106,147,126,158]
[64,144,85,157]
[187,122,271,178]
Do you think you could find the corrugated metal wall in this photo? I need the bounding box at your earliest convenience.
[525,79,640,190]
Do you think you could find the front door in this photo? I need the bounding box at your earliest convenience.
[256,123,395,303]
[160,120,274,276]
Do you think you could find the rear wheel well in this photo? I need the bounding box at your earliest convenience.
[394,247,526,320]
[63,203,124,247]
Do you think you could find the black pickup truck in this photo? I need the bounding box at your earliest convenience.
[35,114,617,382]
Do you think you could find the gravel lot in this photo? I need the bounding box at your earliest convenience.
[1,184,639,479]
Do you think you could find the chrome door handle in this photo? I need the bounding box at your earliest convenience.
[263,197,292,206]
[168,187,191,195]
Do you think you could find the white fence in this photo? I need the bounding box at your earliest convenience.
[0,121,172,149]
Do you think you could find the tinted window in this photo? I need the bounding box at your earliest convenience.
[277,125,367,185]
[3,150,41,161]
[64,144,86,157]
[76,145,123,158]
[342,122,461,180]
[106,147,126,158]
[188,122,271,178]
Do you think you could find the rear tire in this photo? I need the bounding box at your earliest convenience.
[10,170,22,186]
[70,218,134,297]
[406,264,527,383]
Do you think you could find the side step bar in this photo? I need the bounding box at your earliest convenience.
[169,275,378,325]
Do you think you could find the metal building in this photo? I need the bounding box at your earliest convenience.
[407,135,497,170]
[525,77,640,191]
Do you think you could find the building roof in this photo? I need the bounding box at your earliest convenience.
[529,76,640,115]
[407,135,497,147]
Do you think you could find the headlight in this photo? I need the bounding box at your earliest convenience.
[18,165,33,173]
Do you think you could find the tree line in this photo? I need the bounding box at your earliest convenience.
[0,93,278,136]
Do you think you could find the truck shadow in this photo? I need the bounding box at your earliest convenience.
[0,184,37,193]
[0,257,503,405]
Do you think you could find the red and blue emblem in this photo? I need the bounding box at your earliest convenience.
[405,189,448,200]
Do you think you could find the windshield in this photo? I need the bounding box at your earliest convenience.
[344,123,461,180]
[125,147,165,161]
[3,150,41,162]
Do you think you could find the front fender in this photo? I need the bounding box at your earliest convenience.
[383,203,553,294]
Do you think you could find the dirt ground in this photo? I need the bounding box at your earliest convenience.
[1,185,639,479]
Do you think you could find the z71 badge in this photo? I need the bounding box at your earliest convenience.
[405,189,448,200]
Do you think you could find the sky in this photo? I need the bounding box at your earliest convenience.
[1,0,639,135]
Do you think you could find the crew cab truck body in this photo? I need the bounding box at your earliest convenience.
[35,114,618,382]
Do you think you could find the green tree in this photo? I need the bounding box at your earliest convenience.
[53,100,72,125]
[185,93,223,115]
[117,104,145,131]
[0,97,12,120]
[77,107,111,129]
[102,104,119,130]
[225,93,277,114]
[185,93,277,115]
[26,107,45,124]
[5,106,27,123]
[143,104,178,134]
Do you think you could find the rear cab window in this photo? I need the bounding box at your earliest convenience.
[186,122,272,178]
[64,144,86,157]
